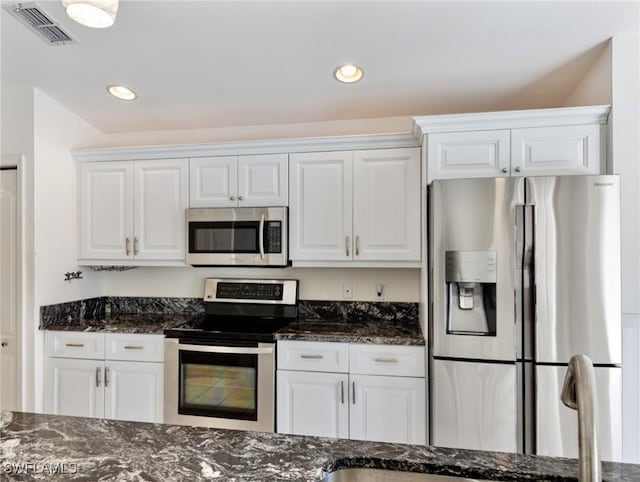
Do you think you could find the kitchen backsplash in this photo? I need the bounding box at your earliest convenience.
[39,297,418,328]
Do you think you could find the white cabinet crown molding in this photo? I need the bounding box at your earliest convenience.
[412,105,611,139]
[71,133,418,163]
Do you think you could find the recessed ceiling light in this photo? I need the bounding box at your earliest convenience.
[334,64,364,84]
[62,0,119,29]
[107,85,137,101]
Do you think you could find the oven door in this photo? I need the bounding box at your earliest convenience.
[186,207,288,266]
[164,338,275,432]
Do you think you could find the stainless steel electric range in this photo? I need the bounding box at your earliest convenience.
[164,278,298,432]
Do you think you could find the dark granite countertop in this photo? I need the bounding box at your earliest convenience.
[276,318,425,345]
[40,313,200,334]
[2,411,638,481]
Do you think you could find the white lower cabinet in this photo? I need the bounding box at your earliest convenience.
[45,332,164,423]
[276,341,426,444]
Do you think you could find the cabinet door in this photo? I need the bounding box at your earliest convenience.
[0,337,18,410]
[237,154,288,207]
[349,374,426,445]
[277,370,349,438]
[289,152,352,261]
[511,124,603,176]
[104,361,163,423]
[427,130,510,182]
[353,148,421,261]
[189,156,238,207]
[79,162,133,260]
[45,358,104,418]
[133,159,189,261]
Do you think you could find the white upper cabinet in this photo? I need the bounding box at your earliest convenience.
[413,105,610,183]
[79,161,133,260]
[78,159,188,265]
[427,130,510,179]
[353,148,421,261]
[189,156,237,208]
[289,151,353,261]
[510,124,602,176]
[190,154,288,208]
[289,147,421,265]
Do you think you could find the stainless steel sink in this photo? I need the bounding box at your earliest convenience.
[322,468,490,482]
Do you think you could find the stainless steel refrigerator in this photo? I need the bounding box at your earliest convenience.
[428,175,622,461]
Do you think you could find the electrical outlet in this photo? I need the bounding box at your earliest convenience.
[343,283,353,299]
[375,283,384,300]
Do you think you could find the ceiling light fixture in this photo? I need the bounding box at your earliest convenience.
[107,85,137,101]
[62,0,119,28]
[334,64,364,84]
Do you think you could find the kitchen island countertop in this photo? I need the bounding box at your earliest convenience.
[1,411,639,481]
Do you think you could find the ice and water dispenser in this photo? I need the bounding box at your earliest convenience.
[445,251,497,336]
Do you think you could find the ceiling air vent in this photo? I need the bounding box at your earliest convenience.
[3,2,77,46]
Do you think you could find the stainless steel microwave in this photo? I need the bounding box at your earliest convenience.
[186,207,288,267]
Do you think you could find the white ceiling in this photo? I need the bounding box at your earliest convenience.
[1,1,638,134]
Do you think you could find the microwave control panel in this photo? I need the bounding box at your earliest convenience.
[265,221,282,253]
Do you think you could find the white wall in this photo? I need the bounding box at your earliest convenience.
[31,88,108,410]
[609,34,640,464]
[100,267,420,302]
[563,41,612,107]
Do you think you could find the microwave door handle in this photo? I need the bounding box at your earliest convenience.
[259,214,265,260]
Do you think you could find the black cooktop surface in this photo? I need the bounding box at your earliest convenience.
[164,315,294,343]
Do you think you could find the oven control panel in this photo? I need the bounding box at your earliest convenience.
[203,278,298,305]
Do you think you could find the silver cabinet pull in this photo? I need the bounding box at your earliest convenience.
[104,367,109,387]
[355,235,360,256]
[1,342,8,347]
[300,354,323,359]
[230,195,235,201]
[124,345,144,350]
[373,357,398,363]
[125,237,131,256]
[345,236,350,257]
[352,381,356,405]
[340,381,345,404]
[501,167,508,174]
[514,166,522,173]
[238,195,244,201]
[133,237,139,255]
[65,343,84,348]
[96,367,102,387]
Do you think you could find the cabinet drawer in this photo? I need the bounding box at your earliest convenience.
[349,344,425,377]
[277,341,349,373]
[105,333,164,362]
[46,332,105,360]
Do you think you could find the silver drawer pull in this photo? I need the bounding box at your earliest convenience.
[373,357,398,363]
[300,354,324,359]
[124,345,144,350]
[65,343,85,348]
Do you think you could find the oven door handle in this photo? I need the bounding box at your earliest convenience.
[176,343,273,355]
[258,214,265,260]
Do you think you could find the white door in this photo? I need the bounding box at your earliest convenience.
[0,168,18,410]
[426,130,511,182]
[511,124,602,176]
[189,156,238,207]
[536,365,622,462]
[277,370,349,438]
[431,359,518,452]
[133,159,189,261]
[237,154,288,207]
[349,374,426,444]
[104,361,163,423]
[353,148,421,261]
[289,151,353,261]
[45,358,104,418]
[79,162,134,261]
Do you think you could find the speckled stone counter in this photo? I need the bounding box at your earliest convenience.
[276,318,424,345]
[40,313,201,334]
[2,412,639,481]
